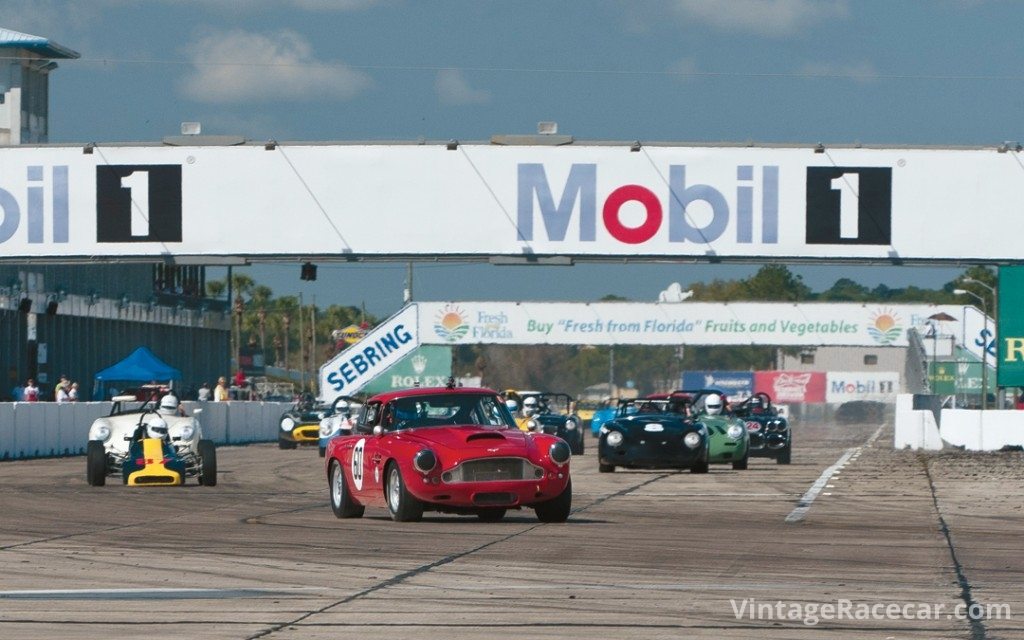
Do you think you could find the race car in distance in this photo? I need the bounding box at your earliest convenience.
[325,383,572,523]
[589,401,618,438]
[278,393,334,450]
[86,393,216,486]
[597,397,708,473]
[317,395,362,457]
[505,391,584,456]
[675,389,751,470]
[732,392,791,464]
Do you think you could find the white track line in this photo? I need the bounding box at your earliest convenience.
[784,422,886,524]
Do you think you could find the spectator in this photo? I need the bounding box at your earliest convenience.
[68,382,80,402]
[23,378,39,402]
[214,377,229,402]
[55,384,70,403]
[197,382,211,402]
[234,369,246,388]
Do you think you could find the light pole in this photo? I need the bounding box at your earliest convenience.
[962,276,998,406]
[954,288,988,410]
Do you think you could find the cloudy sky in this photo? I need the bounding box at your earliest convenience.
[5,0,1019,314]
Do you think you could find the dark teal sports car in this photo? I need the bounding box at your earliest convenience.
[597,397,709,473]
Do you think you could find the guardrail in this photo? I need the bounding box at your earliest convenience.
[0,401,295,460]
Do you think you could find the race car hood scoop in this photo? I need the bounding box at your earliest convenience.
[409,426,529,455]
[465,432,506,442]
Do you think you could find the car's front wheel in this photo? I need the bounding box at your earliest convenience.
[86,440,106,487]
[386,463,423,522]
[278,438,297,450]
[330,459,364,518]
[598,463,615,473]
[732,451,749,470]
[777,449,792,465]
[690,451,710,474]
[198,440,217,486]
[534,478,571,523]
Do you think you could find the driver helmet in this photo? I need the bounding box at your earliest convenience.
[145,415,169,439]
[749,395,764,412]
[522,396,539,417]
[158,394,180,416]
[335,399,350,416]
[704,394,724,416]
[504,398,518,413]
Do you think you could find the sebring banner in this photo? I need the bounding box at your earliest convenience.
[2,143,1024,261]
[418,301,965,347]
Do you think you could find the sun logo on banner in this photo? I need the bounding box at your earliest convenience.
[867,308,902,345]
[434,305,469,342]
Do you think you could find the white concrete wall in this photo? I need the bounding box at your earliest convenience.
[893,393,1024,451]
[0,401,294,460]
[894,394,943,450]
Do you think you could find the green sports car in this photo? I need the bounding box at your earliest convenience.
[669,389,750,470]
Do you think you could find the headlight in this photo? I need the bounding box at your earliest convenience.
[179,424,196,441]
[683,432,701,448]
[89,420,112,442]
[280,417,296,431]
[564,418,578,431]
[319,418,334,437]
[526,419,539,432]
[413,449,437,473]
[726,424,744,440]
[549,441,571,465]
[605,431,624,447]
[317,412,326,419]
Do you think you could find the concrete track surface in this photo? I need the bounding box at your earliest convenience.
[1,420,1022,639]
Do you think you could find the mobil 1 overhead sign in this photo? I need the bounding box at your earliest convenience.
[3,143,1024,261]
[418,301,962,347]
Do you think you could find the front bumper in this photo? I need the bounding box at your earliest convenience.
[599,441,704,469]
[281,424,321,444]
[406,474,569,510]
[750,432,790,457]
[708,437,748,463]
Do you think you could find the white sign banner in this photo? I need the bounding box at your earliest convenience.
[417,301,969,347]
[825,371,901,403]
[1,144,1023,261]
[318,305,419,402]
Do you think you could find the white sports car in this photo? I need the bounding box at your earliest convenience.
[317,396,362,457]
[86,395,217,487]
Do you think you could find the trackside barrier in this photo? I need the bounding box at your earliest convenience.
[0,401,294,461]
[893,393,1024,451]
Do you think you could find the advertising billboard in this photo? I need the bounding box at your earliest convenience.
[418,301,963,347]
[3,144,1024,262]
[680,371,753,400]
[361,345,452,395]
[825,372,900,403]
[998,266,1024,387]
[754,371,826,404]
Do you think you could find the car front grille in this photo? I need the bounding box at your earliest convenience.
[443,457,542,483]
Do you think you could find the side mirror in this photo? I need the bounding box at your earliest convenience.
[372,425,385,437]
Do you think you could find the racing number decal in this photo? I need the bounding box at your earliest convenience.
[351,438,366,490]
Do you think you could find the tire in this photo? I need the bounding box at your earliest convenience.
[330,459,364,518]
[534,478,572,523]
[732,452,749,470]
[573,433,584,456]
[318,446,326,458]
[385,463,423,522]
[777,449,792,465]
[86,440,106,487]
[476,508,506,522]
[198,440,217,486]
[598,463,615,473]
[690,451,709,474]
[278,438,297,450]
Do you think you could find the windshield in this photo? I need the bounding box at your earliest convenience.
[617,399,675,417]
[387,393,517,431]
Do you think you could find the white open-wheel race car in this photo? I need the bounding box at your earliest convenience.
[86,394,217,487]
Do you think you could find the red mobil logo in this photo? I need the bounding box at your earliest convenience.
[516,163,780,245]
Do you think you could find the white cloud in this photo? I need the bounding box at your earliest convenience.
[798,60,878,84]
[435,69,491,106]
[179,29,371,104]
[670,0,849,37]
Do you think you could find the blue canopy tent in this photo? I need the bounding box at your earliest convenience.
[92,347,182,400]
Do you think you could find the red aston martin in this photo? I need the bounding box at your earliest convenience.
[325,383,572,522]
